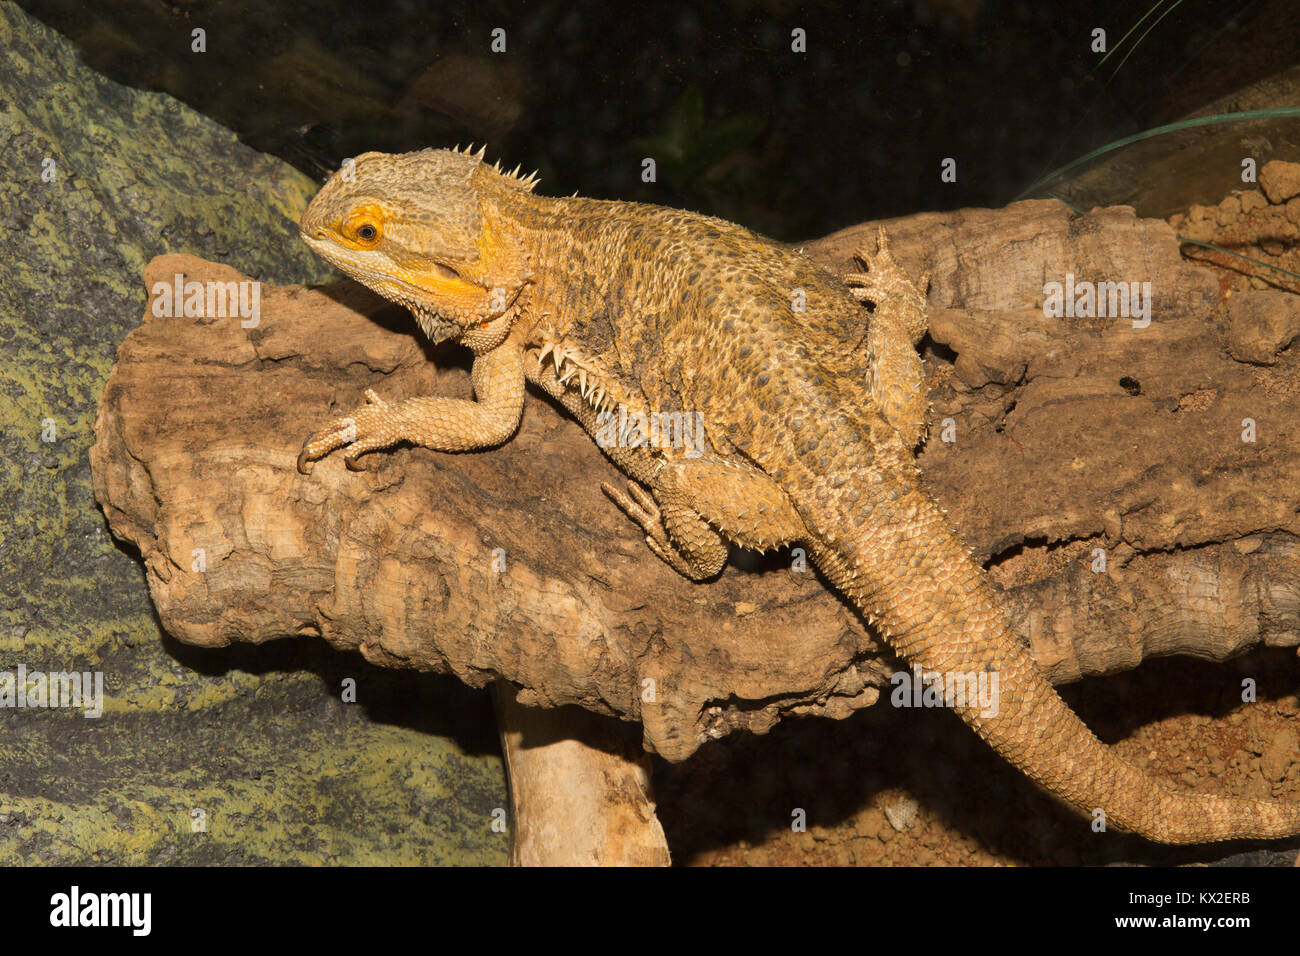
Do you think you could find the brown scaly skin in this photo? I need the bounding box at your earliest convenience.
[297,146,1300,845]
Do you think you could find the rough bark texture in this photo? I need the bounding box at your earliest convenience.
[92,198,1300,768]
[494,681,670,866]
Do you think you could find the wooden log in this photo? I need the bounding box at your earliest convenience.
[92,199,1300,771]
[494,680,670,866]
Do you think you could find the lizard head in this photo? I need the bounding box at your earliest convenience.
[299,147,536,350]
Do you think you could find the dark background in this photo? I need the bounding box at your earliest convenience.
[17,0,1300,240]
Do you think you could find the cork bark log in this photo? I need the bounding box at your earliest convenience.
[92,196,1300,863]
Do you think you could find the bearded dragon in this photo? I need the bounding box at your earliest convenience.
[295,146,1300,844]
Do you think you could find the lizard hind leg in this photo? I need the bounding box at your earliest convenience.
[842,226,932,449]
[602,455,807,581]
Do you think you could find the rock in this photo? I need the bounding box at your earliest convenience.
[0,3,505,865]
[855,810,885,840]
[1240,189,1267,214]
[1222,290,1300,365]
[1259,161,1300,205]
[1216,194,1241,224]
[1288,197,1300,226]
[1261,728,1299,783]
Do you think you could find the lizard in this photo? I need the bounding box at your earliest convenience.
[294,145,1300,845]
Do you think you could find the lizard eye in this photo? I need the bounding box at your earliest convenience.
[433,262,461,279]
[343,211,382,246]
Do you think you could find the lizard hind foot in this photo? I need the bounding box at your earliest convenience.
[844,226,930,318]
[601,480,725,581]
[601,479,673,558]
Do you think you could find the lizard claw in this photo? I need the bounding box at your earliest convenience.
[843,226,929,310]
[602,480,675,557]
[296,389,395,474]
[601,480,662,536]
[296,439,318,475]
[602,480,702,575]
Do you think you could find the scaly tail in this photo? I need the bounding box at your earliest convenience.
[795,426,1300,844]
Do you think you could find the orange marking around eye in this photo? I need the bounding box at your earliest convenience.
[340,203,385,248]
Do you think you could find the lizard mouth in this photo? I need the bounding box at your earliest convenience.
[411,309,462,345]
[299,231,470,344]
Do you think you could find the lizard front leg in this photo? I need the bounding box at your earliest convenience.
[297,342,526,472]
[603,455,807,581]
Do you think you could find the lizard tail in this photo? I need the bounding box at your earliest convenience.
[795,435,1300,844]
